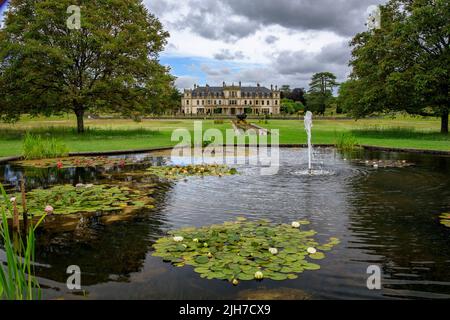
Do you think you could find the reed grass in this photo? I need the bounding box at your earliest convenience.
[22,133,69,160]
[335,132,360,151]
[0,184,45,300]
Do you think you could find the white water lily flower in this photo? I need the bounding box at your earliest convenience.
[173,236,184,242]
[291,221,301,228]
[10,197,16,203]
[254,271,264,280]
[75,183,84,188]
[269,248,278,255]
[193,238,199,243]
[307,247,317,254]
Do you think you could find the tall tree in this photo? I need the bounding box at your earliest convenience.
[308,72,338,95]
[0,0,173,132]
[280,85,291,99]
[348,0,449,133]
[307,72,338,115]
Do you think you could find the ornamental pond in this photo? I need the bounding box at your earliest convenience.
[1,147,450,300]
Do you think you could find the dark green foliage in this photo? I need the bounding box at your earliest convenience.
[344,0,449,133]
[307,72,338,115]
[0,0,175,132]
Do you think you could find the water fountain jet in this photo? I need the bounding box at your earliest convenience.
[304,111,313,173]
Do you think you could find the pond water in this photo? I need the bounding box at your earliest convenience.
[1,148,450,300]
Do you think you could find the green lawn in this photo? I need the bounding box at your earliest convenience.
[0,116,448,157]
[256,118,449,151]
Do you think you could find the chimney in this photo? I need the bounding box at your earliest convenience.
[271,84,273,91]
[257,83,260,87]
[275,85,278,91]
[194,84,197,89]
[223,81,226,87]
[239,81,242,87]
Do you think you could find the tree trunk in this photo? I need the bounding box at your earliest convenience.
[442,108,449,134]
[75,109,85,133]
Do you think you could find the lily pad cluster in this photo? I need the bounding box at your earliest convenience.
[354,159,414,168]
[440,213,450,228]
[14,156,136,169]
[152,218,340,284]
[2,184,153,218]
[146,164,238,179]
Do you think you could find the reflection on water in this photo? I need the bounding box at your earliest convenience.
[1,148,450,300]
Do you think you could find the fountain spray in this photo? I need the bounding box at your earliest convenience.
[304,111,313,172]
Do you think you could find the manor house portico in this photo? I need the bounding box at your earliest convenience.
[182,82,281,115]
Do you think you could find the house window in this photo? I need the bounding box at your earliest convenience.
[275,100,278,105]
[197,100,200,106]
[267,101,270,105]
[244,100,247,105]
[186,100,189,105]
[256,100,259,105]
[262,100,265,106]
[219,100,222,105]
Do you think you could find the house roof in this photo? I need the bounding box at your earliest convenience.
[192,86,274,96]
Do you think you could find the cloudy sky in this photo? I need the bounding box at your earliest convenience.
[145,0,386,90]
[1,0,386,90]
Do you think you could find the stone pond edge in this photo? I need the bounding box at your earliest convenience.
[1,144,449,164]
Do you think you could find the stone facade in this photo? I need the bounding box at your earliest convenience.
[181,82,281,115]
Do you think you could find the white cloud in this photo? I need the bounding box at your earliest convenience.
[147,0,386,89]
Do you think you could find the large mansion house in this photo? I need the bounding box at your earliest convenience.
[181,82,281,115]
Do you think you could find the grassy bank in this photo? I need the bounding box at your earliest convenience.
[258,118,449,151]
[0,117,448,157]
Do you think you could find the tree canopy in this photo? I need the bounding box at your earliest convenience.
[307,72,338,115]
[343,0,449,133]
[0,0,174,132]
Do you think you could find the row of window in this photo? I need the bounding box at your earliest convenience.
[190,92,279,98]
[186,100,278,106]
[194,108,273,114]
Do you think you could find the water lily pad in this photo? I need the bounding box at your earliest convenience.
[309,252,325,260]
[146,164,238,180]
[14,156,137,169]
[195,256,210,264]
[152,219,339,283]
[2,184,153,219]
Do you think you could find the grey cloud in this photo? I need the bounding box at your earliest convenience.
[225,0,387,37]
[171,0,260,42]
[316,41,351,65]
[214,49,246,61]
[265,35,279,44]
[200,64,231,77]
[175,76,199,89]
[153,0,387,40]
